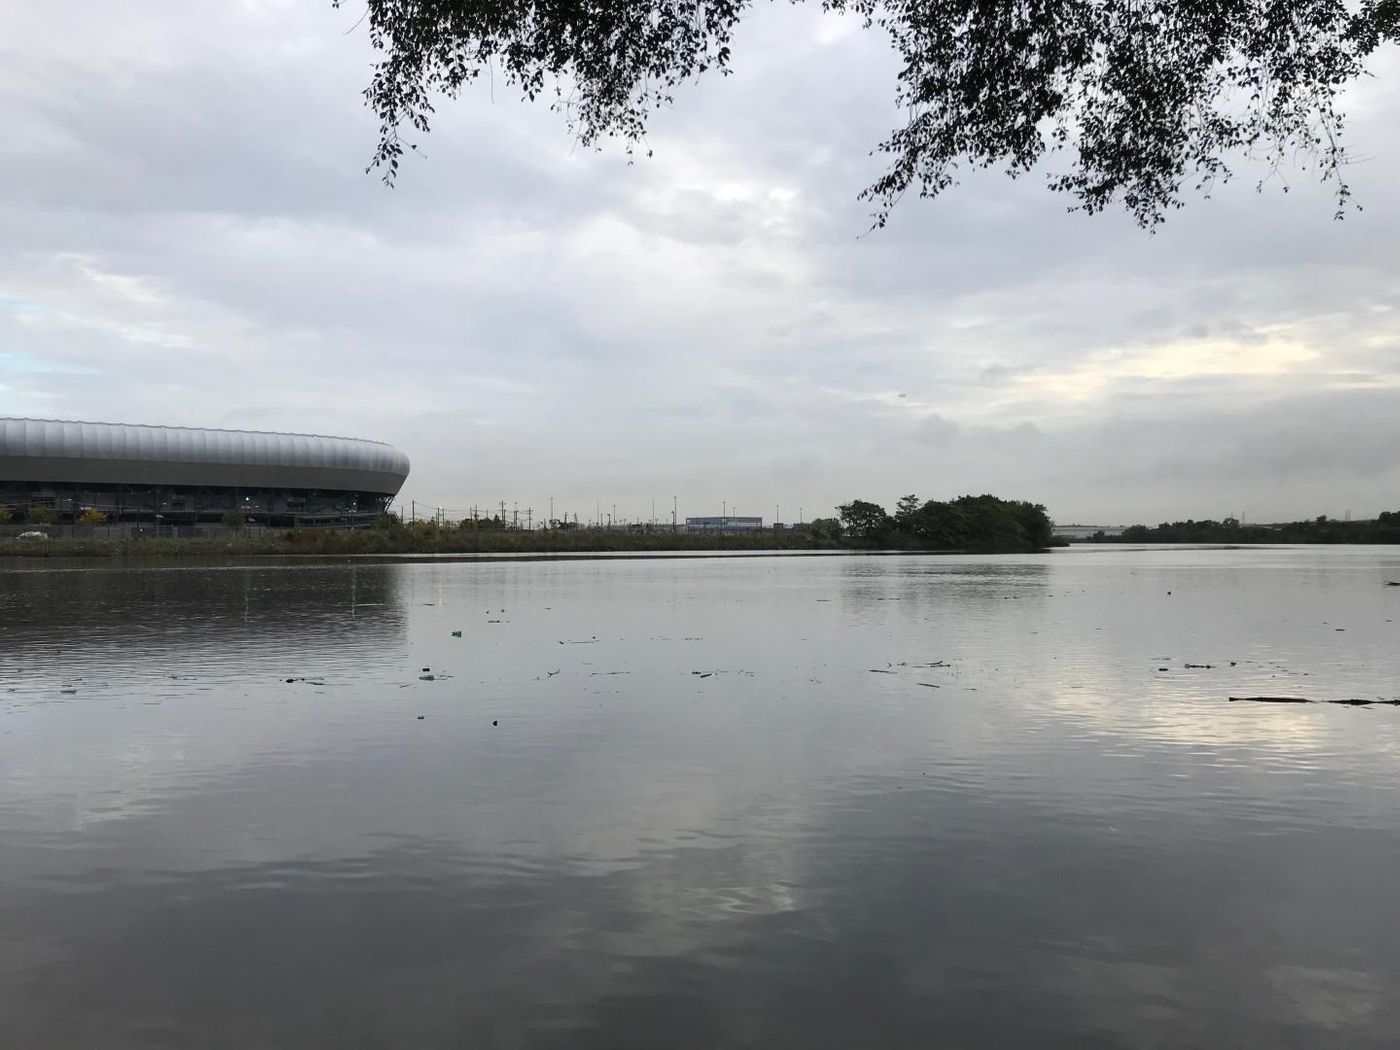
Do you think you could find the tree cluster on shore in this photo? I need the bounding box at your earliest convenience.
[833,494,1054,552]
[1091,512,1400,545]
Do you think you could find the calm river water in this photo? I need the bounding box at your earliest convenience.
[3,546,1400,1048]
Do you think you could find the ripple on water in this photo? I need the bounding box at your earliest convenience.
[3,549,1400,1046]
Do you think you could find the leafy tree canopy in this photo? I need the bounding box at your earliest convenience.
[803,516,843,541]
[338,0,1399,226]
[838,498,892,538]
[894,493,921,524]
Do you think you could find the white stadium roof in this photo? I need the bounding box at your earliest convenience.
[0,418,410,495]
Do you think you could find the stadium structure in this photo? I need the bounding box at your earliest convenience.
[0,418,410,528]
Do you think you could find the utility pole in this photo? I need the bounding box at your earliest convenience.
[673,495,677,533]
[526,508,532,531]
[499,500,506,526]
[549,496,554,528]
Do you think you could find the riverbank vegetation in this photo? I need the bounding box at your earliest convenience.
[1088,512,1400,545]
[0,494,1059,558]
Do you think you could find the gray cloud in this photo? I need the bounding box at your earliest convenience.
[2,3,1398,524]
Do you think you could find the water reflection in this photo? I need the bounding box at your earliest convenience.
[0,563,406,679]
[2,549,1400,1047]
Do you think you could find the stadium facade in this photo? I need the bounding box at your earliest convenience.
[0,418,410,527]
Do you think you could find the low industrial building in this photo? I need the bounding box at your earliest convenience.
[0,417,410,528]
[685,515,764,533]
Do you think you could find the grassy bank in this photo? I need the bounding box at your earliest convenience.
[0,527,846,560]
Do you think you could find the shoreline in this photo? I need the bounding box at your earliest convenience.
[0,528,1043,561]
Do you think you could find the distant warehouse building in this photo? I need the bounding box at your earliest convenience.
[0,417,410,527]
[686,515,764,533]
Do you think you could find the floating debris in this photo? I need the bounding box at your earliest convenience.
[917,682,941,689]
[1229,696,1400,706]
[451,630,462,637]
[559,637,599,645]
[868,669,896,675]
[419,674,436,681]
[1184,663,1215,669]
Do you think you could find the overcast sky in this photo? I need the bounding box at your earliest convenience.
[3,3,1398,525]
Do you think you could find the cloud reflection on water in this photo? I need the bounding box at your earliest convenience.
[2,550,1400,1046]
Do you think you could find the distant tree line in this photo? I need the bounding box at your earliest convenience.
[1090,512,1400,544]
[830,494,1054,552]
